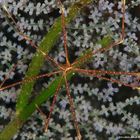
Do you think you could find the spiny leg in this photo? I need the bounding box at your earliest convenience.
[0,70,61,91]
[74,68,140,77]
[1,3,62,69]
[72,0,126,66]
[96,74,139,90]
[44,75,63,132]
[57,0,70,66]
[74,69,139,90]
[64,75,81,140]
[36,104,48,125]
[1,3,42,53]
[92,0,126,54]
[45,55,64,70]
[0,62,19,88]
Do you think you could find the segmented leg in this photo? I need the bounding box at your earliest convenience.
[0,62,19,88]
[74,68,140,77]
[1,3,61,69]
[92,0,126,54]
[64,75,81,140]
[72,0,126,66]
[0,70,61,91]
[36,104,47,121]
[75,68,139,90]
[44,76,63,132]
[57,0,70,66]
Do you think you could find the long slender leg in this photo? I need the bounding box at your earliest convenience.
[74,68,140,77]
[36,104,47,121]
[1,3,43,54]
[96,74,139,90]
[1,3,62,69]
[72,0,126,66]
[0,62,19,88]
[92,0,125,54]
[44,75,63,132]
[57,0,70,66]
[64,75,81,140]
[0,70,61,91]
[74,69,139,90]
[46,55,64,70]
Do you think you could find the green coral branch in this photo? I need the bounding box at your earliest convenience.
[0,117,23,140]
